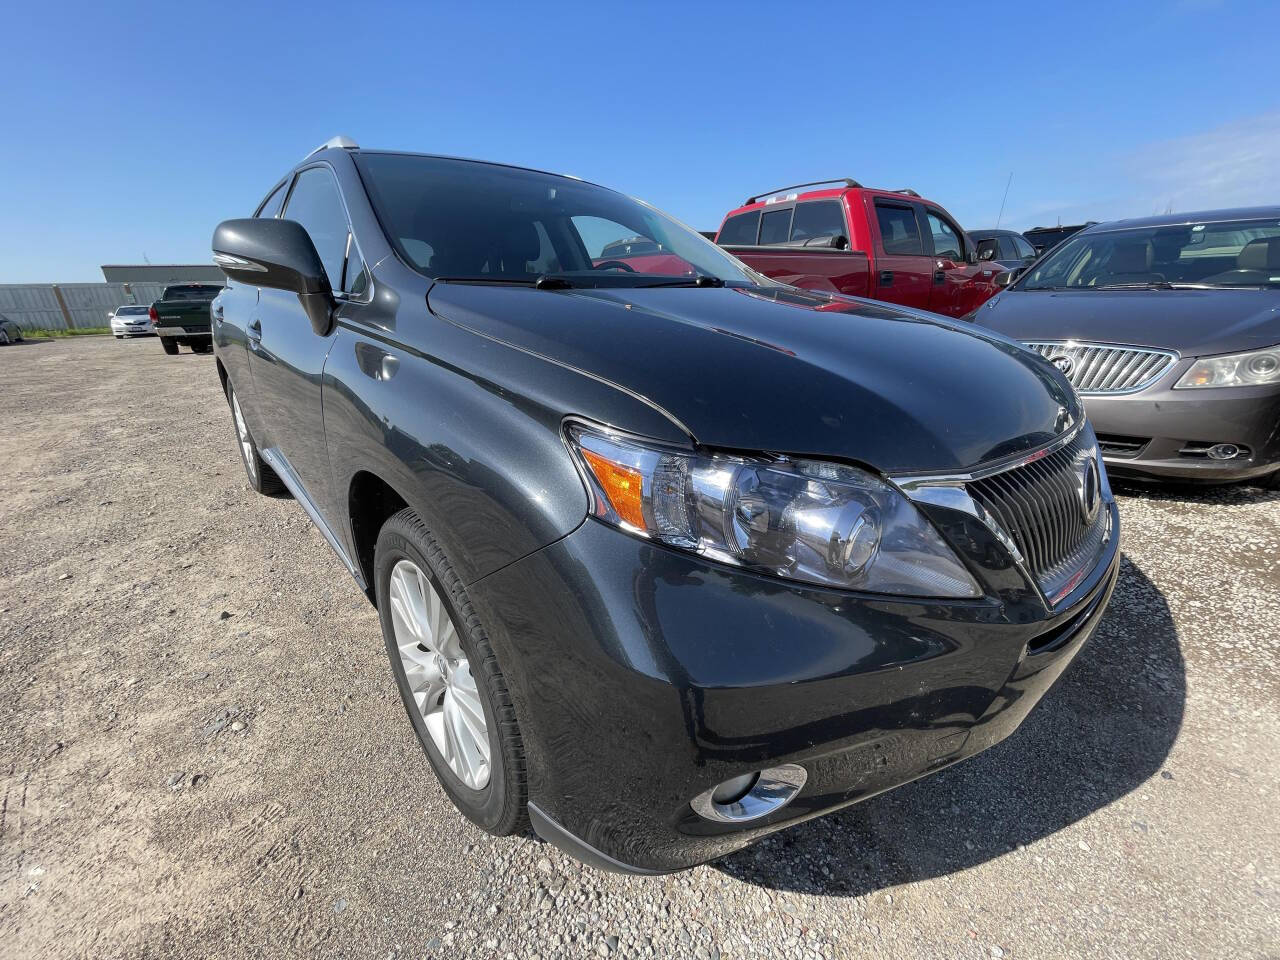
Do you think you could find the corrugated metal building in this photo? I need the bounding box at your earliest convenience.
[101,264,224,284]
[0,281,222,331]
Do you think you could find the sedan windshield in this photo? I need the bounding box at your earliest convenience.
[354,153,759,288]
[1020,217,1280,290]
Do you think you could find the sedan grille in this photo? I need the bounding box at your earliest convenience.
[1023,341,1177,394]
[966,430,1110,604]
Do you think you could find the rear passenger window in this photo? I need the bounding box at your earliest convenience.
[759,208,793,245]
[875,203,923,256]
[790,201,846,242]
[256,182,287,219]
[718,211,761,245]
[283,167,350,290]
[1012,234,1036,259]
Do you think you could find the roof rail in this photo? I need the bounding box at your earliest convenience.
[746,178,861,205]
[893,188,920,197]
[306,135,359,159]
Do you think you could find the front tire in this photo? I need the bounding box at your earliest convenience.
[374,508,528,836]
[226,384,285,495]
[160,337,178,355]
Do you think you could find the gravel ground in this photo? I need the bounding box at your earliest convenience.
[1,335,1277,960]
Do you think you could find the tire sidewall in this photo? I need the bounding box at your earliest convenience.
[374,519,512,832]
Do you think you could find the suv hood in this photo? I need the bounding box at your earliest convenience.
[428,283,1078,474]
[974,287,1280,357]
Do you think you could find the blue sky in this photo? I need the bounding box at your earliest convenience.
[4,0,1278,281]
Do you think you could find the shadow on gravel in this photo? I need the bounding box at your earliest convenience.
[715,554,1184,896]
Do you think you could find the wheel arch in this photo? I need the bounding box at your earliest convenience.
[348,470,410,605]
[215,356,229,398]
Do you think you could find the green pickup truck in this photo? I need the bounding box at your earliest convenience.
[149,283,223,355]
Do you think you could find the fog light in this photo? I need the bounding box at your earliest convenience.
[690,764,807,823]
[1207,443,1241,460]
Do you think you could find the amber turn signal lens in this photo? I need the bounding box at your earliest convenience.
[580,448,646,529]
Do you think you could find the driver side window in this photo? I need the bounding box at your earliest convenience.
[926,211,964,261]
[283,167,351,291]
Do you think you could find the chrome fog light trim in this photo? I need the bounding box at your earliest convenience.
[690,764,808,823]
[1207,443,1241,461]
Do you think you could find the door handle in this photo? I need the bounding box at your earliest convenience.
[247,319,262,344]
[878,270,893,286]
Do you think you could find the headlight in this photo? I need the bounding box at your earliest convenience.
[1175,346,1280,389]
[567,424,980,598]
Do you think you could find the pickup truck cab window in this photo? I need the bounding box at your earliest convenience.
[283,167,350,290]
[926,210,965,261]
[759,208,792,245]
[874,202,923,256]
[790,201,847,243]
[718,210,760,245]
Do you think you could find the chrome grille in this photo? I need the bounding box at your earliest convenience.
[1024,341,1177,394]
[966,430,1109,603]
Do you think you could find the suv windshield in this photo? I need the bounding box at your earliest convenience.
[162,285,222,300]
[355,153,758,288]
[1020,217,1280,290]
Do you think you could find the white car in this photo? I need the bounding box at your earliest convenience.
[110,305,154,338]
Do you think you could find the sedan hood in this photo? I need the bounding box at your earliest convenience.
[427,283,1078,474]
[974,287,1280,357]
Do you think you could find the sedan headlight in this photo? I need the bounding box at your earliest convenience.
[1175,346,1280,389]
[567,424,980,598]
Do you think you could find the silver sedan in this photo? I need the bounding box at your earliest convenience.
[110,305,154,338]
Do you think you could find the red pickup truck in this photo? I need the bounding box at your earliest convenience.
[714,179,1003,318]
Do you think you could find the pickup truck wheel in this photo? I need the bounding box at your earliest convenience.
[160,337,178,355]
[227,386,285,496]
[375,508,528,836]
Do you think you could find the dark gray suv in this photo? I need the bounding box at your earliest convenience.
[210,137,1119,873]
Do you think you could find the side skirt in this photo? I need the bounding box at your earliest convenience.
[260,447,368,591]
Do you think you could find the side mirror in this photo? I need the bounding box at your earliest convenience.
[995,267,1026,288]
[212,218,335,336]
[966,250,980,265]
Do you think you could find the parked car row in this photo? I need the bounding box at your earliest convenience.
[106,283,222,355]
[207,139,1124,875]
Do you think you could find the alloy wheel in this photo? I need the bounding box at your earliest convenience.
[388,559,491,790]
[230,392,256,483]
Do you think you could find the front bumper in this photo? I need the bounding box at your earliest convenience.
[468,503,1121,873]
[112,322,153,336]
[1085,374,1280,484]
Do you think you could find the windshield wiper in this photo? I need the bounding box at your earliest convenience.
[636,274,725,288]
[435,276,537,286]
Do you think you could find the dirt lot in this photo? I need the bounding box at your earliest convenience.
[1,335,1277,960]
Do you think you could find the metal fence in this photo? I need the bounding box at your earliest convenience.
[0,282,211,331]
